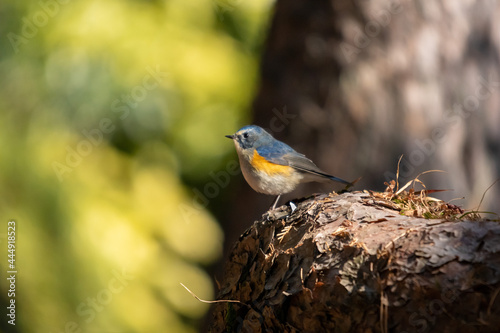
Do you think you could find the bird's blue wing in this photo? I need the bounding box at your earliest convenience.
[256,142,352,186]
[256,142,321,171]
[256,141,297,166]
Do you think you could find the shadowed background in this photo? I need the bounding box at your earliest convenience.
[226,0,500,246]
[1,0,499,332]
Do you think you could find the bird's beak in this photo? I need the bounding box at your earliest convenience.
[225,134,235,139]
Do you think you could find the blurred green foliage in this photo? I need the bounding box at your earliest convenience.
[0,0,271,331]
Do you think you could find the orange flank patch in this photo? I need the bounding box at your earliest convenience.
[250,150,293,176]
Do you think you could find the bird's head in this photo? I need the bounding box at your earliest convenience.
[225,125,274,152]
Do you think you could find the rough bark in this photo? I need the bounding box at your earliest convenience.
[210,192,500,332]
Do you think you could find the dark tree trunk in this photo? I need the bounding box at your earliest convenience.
[210,192,500,332]
[227,0,500,237]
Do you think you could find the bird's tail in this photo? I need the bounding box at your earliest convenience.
[330,176,361,190]
[329,175,353,186]
[295,166,360,189]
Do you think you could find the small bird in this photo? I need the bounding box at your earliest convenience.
[226,125,354,210]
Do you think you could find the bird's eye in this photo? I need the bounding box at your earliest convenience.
[243,132,249,139]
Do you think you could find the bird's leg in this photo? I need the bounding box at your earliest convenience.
[270,194,281,210]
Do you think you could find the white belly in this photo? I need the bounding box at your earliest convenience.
[239,155,303,195]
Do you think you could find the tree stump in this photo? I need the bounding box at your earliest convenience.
[209,192,500,332]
